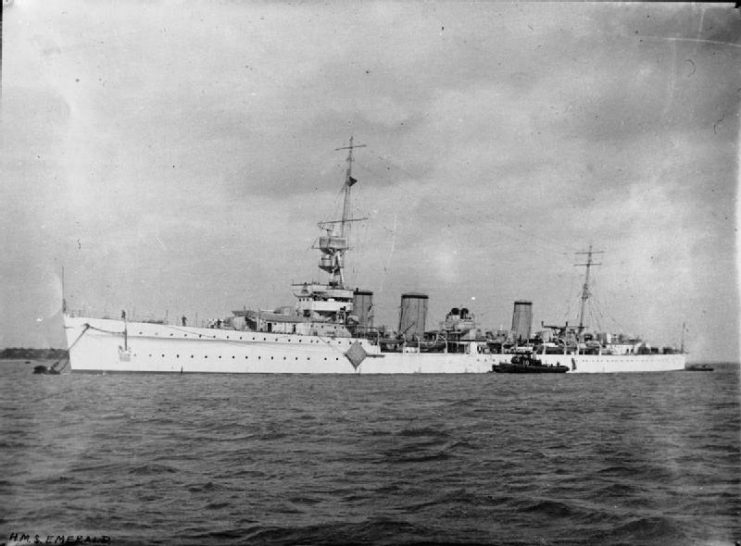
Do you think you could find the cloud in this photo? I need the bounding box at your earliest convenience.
[1,1,738,361]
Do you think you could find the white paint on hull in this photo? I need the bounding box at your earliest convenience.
[64,316,686,374]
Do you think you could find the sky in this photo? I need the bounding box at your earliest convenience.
[1,1,739,363]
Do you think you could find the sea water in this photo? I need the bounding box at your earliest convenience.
[1,361,739,545]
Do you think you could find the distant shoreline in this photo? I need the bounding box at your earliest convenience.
[0,348,68,360]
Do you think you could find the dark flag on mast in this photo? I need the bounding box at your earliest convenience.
[347,176,358,187]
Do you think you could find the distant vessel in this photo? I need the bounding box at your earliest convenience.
[64,139,686,374]
[685,364,713,372]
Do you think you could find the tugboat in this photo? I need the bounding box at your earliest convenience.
[491,352,569,373]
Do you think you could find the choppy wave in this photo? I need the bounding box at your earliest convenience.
[1,361,739,545]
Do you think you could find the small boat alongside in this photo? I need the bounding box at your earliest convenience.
[33,364,60,375]
[32,358,69,375]
[491,353,569,374]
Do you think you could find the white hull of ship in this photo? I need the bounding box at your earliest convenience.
[64,316,686,374]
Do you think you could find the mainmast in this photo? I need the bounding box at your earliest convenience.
[575,245,603,335]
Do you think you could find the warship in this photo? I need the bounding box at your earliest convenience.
[64,139,686,374]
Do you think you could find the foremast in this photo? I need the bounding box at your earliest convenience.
[291,138,367,331]
[316,137,366,288]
